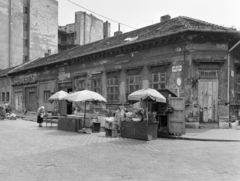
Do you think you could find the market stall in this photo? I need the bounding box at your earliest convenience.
[121,88,166,141]
[62,90,107,133]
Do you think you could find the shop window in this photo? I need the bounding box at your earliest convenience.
[236,74,240,101]
[92,78,101,94]
[150,72,166,89]
[107,76,119,103]
[6,92,9,102]
[2,92,5,102]
[43,90,50,103]
[126,75,140,99]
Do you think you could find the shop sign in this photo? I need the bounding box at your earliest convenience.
[172,65,182,72]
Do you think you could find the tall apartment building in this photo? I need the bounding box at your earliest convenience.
[0,0,58,69]
[58,11,111,52]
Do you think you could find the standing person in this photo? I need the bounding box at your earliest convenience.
[0,106,6,120]
[37,106,45,127]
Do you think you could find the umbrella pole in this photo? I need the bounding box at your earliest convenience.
[147,97,149,122]
[84,101,86,128]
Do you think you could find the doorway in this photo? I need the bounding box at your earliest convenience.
[67,88,72,114]
[198,79,218,122]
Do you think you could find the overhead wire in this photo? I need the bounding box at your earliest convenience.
[66,0,137,30]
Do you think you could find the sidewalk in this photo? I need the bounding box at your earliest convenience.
[14,111,240,142]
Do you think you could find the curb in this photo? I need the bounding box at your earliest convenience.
[158,135,240,142]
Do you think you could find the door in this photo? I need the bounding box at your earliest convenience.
[15,92,23,111]
[198,80,218,122]
[25,87,38,111]
[168,97,185,134]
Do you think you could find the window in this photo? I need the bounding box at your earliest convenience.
[23,22,28,31]
[92,78,101,94]
[6,92,9,102]
[199,69,217,79]
[24,6,28,14]
[236,74,240,101]
[23,55,28,62]
[78,80,85,90]
[126,75,140,99]
[107,77,119,103]
[150,72,166,89]
[24,39,28,47]
[43,90,51,103]
[2,92,5,102]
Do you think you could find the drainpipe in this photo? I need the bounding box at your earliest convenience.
[228,40,240,120]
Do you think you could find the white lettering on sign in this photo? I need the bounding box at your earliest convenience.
[172,65,182,72]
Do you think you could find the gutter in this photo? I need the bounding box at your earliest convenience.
[227,40,240,120]
[8,28,240,75]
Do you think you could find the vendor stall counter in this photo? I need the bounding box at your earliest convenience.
[121,121,158,141]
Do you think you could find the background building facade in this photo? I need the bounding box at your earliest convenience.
[58,11,111,52]
[0,0,58,69]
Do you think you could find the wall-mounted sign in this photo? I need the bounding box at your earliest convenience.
[172,65,182,72]
[177,78,181,86]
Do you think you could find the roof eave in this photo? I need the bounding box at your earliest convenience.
[8,28,240,75]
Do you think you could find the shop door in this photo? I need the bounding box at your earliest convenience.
[15,92,23,111]
[25,87,38,111]
[198,80,218,122]
[168,97,185,134]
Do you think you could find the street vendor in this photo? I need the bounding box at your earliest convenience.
[115,106,125,130]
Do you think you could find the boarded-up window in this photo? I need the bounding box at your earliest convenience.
[236,74,240,101]
[43,90,50,103]
[107,72,119,103]
[150,72,166,89]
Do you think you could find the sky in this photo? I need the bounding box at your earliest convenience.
[56,0,240,36]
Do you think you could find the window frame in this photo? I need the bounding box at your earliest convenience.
[126,74,141,100]
[236,74,240,101]
[107,74,119,103]
[150,72,166,90]
[43,90,51,103]
[91,76,101,94]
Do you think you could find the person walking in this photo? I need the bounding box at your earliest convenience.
[37,106,45,127]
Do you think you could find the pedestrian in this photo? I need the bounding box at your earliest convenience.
[0,106,6,120]
[37,106,45,127]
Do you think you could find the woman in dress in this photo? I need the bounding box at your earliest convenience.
[37,106,45,127]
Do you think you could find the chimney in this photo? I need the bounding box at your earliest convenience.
[160,15,171,22]
[44,53,49,57]
[103,21,111,38]
[48,49,51,55]
[114,23,122,36]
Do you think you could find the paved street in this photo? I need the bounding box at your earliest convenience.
[0,119,240,181]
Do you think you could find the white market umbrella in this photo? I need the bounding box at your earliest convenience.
[48,90,69,101]
[63,90,107,127]
[128,88,166,121]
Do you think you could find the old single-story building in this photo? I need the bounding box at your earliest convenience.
[8,15,240,128]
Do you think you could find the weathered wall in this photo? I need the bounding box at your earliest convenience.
[29,0,58,60]
[0,77,11,104]
[184,42,229,122]
[75,11,103,45]
[38,80,57,112]
[0,0,10,69]
[11,0,24,67]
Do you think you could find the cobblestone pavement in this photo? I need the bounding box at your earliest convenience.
[1,119,240,181]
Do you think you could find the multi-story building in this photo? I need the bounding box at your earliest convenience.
[8,15,240,129]
[0,0,58,69]
[58,11,111,52]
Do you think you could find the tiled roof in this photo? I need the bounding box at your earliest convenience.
[0,66,18,77]
[9,16,239,74]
